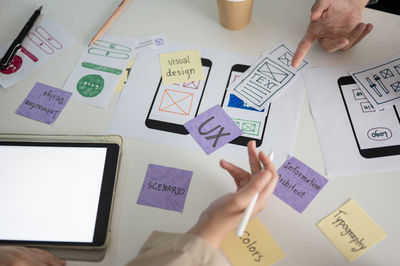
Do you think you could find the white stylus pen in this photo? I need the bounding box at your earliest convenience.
[236,149,275,237]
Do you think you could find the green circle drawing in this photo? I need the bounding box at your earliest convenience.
[76,74,104,97]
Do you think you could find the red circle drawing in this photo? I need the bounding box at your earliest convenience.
[0,55,23,75]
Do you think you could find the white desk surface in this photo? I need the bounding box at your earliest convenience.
[1,0,399,265]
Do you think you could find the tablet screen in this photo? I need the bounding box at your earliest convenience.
[0,142,119,247]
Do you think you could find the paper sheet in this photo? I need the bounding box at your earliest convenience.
[136,164,193,212]
[273,156,328,213]
[15,82,71,124]
[0,16,76,88]
[135,33,167,54]
[304,66,400,177]
[63,35,135,108]
[184,105,242,155]
[221,217,285,266]
[107,43,305,165]
[159,49,204,85]
[228,43,309,111]
[350,55,400,109]
[317,199,386,262]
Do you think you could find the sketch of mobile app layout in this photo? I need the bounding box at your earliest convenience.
[221,65,271,147]
[0,16,76,88]
[146,59,212,135]
[339,81,400,158]
[228,43,310,111]
[351,55,400,109]
[63,35,135,108]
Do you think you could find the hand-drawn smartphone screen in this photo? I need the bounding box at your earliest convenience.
[338,76,400,158]
[146,58,212,135]
[221,64,271,147]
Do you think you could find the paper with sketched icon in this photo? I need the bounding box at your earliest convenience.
[0,16,76,88]
[228,42,310,111]
[351,55,400,109]
[63,35,135,108]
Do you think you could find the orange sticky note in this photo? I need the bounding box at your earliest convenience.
[221,217,285,266]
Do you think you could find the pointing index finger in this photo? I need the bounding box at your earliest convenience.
[292,29,315,68]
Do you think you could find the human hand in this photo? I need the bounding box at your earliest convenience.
[0,246,65,266]
[292,0,372,67]
[188,141,278,249]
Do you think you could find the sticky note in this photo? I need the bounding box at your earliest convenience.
[159,49,204,85]
[115,60,134,92]
[317,199,386,262]
[273,156,328,213]
[184,105,242,155]
[221,217,285,266]
[16,82,72,124]
[137,164,193,212]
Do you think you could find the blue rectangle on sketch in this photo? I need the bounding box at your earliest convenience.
[228,94,264,112]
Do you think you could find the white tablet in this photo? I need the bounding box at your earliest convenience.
[0,135,121,249]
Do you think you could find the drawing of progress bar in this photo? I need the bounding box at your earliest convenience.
[81,62,122,75]
[366,77,382,97]
[373,74,389,94]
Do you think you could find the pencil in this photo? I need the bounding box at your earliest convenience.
[236,149,275,237]
[88,0,129,47]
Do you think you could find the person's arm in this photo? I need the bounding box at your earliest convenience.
[292,0,372,67]
[126,141,278,266]
[0,246,65,266]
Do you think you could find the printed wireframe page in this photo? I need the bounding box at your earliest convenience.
[0,16,76,88]
[227,43,309,110]
[351,55,400,109]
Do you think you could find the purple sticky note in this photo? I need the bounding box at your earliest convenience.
[137,164,193,212]
[184,105,242,154]
[16,82,72,124]
[273,156,328,213]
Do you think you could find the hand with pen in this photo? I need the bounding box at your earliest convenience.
[291,0,373,68]
[188,141,278,249]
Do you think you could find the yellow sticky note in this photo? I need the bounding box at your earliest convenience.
[159,49,204,85]
[115,60,134,92]
[221,217,285,266]
[317,199,386,262]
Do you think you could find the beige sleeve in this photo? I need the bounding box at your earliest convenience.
[125,231,231,266]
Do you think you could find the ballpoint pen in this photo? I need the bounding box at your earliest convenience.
[0,6,42,71]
